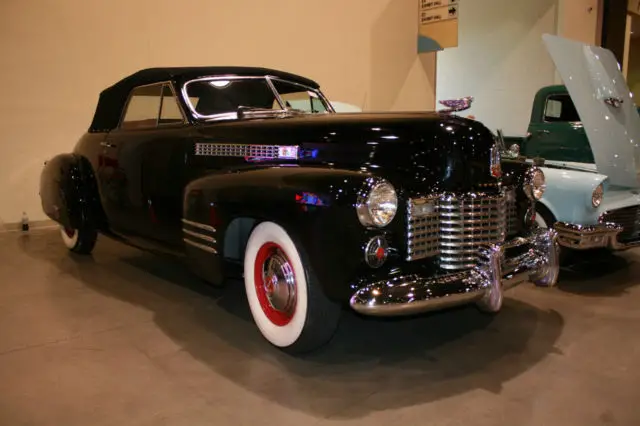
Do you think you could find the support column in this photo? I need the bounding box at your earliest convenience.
[556,0,601,45]
[601,0,629,65]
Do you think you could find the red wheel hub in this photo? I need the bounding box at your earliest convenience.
[253,242,297,326]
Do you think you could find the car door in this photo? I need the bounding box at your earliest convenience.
[97,82,166,241]
[138,83,198,249]
[525,92,593,163]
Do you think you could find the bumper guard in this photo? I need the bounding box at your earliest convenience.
[349,228,559,317]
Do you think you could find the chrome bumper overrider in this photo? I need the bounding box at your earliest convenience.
[554,222,640,251]
[349,228,559,317]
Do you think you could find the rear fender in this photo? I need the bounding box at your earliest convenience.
[39,153,104,230]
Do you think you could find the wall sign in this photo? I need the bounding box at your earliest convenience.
[418,0,459,52]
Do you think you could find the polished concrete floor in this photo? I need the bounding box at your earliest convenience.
[0,228,639,426]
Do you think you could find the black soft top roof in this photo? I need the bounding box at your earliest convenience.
[88,66,321,132]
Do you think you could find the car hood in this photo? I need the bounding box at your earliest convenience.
[542,34,640,188]
[194,112,504,193]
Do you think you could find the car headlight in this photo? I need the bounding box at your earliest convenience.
[592,183,604,207]
[524,167,546,200]
[357,180,398,227]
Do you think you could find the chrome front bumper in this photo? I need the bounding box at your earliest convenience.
[554,222,640,251]
[349,228,559,317]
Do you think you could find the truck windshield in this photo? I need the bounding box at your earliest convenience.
[182,77,331,120]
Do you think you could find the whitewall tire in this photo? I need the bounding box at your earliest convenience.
[59,225,97,254]
[243,221,340,353]
[60,226,79,249]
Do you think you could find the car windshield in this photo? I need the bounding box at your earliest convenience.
[182,77,331,119]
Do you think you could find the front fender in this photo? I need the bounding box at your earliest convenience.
[538,166,607,225]
[183,166,398,301]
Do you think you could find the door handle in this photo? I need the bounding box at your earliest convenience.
[100,141,117,148]
[537,130,550,135]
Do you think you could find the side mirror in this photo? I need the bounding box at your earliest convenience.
[508,144,520,157]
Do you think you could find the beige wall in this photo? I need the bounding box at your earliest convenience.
[0,0,437,225]
[435,0,601,136]
[435,0,560,136]
[557,0,600,45]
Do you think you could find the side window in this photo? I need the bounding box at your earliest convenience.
[544,94,581,122]
[271,79,328,113]
[159,84,185,125]
[121,84,163,130]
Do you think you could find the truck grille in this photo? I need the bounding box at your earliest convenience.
[600,206,640,243]
[406,191,513,270]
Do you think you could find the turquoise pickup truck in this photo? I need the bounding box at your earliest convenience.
[500,35,640,255]
[505,85,640,163]
[504,85,594,163]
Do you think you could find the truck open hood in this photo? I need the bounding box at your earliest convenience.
[543,34,640,188]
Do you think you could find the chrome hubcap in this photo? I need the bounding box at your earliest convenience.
[261,249,296,314]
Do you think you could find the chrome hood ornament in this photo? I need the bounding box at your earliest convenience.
[438,96,474,114]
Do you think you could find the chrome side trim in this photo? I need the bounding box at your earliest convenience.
[181,218,216,233]
[193,142,299,160]
[183,238,218,254]
[183,228,217,244]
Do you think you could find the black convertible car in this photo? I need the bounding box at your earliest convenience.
[40,66,559,353]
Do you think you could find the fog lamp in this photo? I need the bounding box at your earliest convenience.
[364,236,388,268]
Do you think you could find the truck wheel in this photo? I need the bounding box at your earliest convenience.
[60,226,98,255]
[243,221,341,354]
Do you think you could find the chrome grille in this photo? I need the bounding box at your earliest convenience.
[406,196,439,261]
[600,206,640,243]
[505,188,519,237]
[406,191,509,270]
[439,194,507,270]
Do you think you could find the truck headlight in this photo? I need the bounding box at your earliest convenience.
[524,167,546,200]
[357,180,398,227]
[592,183,604,207]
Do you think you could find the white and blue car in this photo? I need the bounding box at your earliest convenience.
[500,35,640,254]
